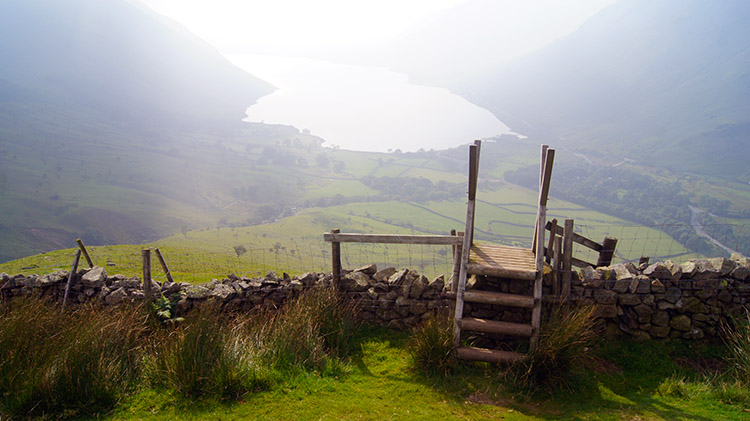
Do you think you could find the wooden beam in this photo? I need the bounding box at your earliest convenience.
[457,346,525,364]
[464,290,535,308]
[76,238,94,268]
[553,236,562,297]
[154,248,174,284]
[596,236,618,267]
[467,144,479,201]
[330,229,341,290]
[460,317,533,337]
[61,249,81,313]
[323,233,462,245]
[545,221,603,252]
[562,219,574,301]
[142,248,152,301]
[545,218,557,264]
[539,148,555,207]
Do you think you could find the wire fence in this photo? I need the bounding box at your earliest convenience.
[2,223,747,284]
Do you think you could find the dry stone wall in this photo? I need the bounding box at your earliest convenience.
[1,254,748,340]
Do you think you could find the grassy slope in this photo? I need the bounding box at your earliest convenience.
[108,328,747,420]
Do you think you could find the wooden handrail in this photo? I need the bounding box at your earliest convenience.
[323,233,463,245]
[545,221,603,252]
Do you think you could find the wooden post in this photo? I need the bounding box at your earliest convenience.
[532,145,549,251]
[545,218,558,264]
[450,229,461,293]
[331,228,341,290]
[76,238,94,268]
[553,236,562,297]
[562,219,574,301]
[142,248,153,300]
[154,248,174,283]
[596,236,618,267]
[61,249,81,313]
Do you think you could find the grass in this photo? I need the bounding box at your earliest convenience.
[3,294,750,419]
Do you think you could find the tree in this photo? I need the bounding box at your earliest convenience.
[233,245,247,259]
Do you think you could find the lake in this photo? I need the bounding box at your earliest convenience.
[227,54,519,152]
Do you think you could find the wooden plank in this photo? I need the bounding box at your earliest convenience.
[531,203,546,350]
[468,143,479,201]
[453,201,476,346]
[464,290,535,308]
[465,263,536,280]
[539,148,555,207]
[532,144,549,250]
[596,236,618,267]
[545,221,603,252]
[323,233,462,245]
[572,256,595,268]
[460,317,533,337]
[76,238,94,268]
[456,347,525,364]
[330,229,341,290]
[562,219,574,301]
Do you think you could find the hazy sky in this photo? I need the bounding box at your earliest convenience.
[137,0,615,58]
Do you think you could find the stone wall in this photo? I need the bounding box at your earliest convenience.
[1,254,748,340]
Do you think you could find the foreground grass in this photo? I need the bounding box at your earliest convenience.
[108,327,749,420]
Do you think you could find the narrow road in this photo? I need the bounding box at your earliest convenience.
[688,205,742,256]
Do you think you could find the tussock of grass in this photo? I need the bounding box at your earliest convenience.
[723,308,750,383]
[0,298,148,418]
[258,286,359,372]
[407,312,456,376]
[146,304,269,399]
[506,303,597,394]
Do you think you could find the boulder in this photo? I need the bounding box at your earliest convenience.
[643,262,672,280]
[691,260,720,281]
[679,261,698,278]
[669,314,691,331]
[185,285,211,299]
[374,267,397,282]
[612,263,635,281]
[387,269,408,286]
[709,258,736,276]
[581,266,601,286]
[664,260,683,281]
[354,264,378,275]
[211,284,236,301]
[105,287,128,305]
[409,275,428,299]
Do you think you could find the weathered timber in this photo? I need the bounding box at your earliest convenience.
[142,248,152,301]
[154,248,174,284]
[460,317,533,337]
[330,228,341,290]
[562,219,574,300]
[463,290,535,308]
[76,238,94,268]
[596,236,618,267]
[323,233,462,245]
[457,347,525,364]
[61,249,82,313]
[545,221,603,252]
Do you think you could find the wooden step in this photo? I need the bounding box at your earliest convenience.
[456,346,525,364]
[463,290,535,308]
[459,317,533,337]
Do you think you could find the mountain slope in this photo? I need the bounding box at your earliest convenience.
[461,0,750,179]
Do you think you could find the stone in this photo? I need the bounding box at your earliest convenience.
[409,301,428,315]
[641,294,655,305]
[343,272,370,292]
[211,284,236,301]
[366,287,378,301]
[730,253,749,268]
[374,267,397,282]
[619,294,640,306]
[649,325,670,338]
[185,285,211,299]
[643,262,672,280]
[658,301,676,310]
[425,275,444,293]
[289,280,303,291]
[675,296,700,312]
[680,261,698,277]
[730,266,749,281]
[634,304,654,318]
[612,279,630,293]
[596,267,616,281]
[105,287,128,305]
[612,263,635,280]
[709,257,736,276]
[594,289,617,305]
[355,264,377,275]
[595,304,618,318]
[581,266,601,284]
[652,310,669,327]
[664,287,681,304]
[409,275,428,299]
[635,277,651,294]
[650,279,665,294]
[664,260,683,281]
[670,315,691,331]
[387,269,408,286]
[81,266,107,287]
[692,260,720,281]
[297,272,317,285]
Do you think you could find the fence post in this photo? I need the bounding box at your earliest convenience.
[331,229,341,290]
[596,236,618,267]
[553,236,562,297]
[450,229,462,292]
[61,249,82,313]
[562,219,574,301]
[142,248,153,301]
[76,238,94,268]
[154,248,174,283]
[546,218,557,264]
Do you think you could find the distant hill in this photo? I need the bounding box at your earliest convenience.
[0,0,284,261]
[0,0,274,127]
[388,0,750,180]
